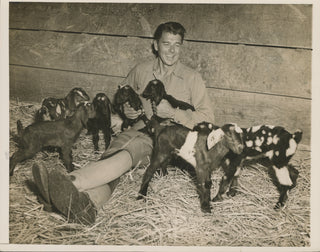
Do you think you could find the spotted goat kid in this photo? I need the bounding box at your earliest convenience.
[34,87,90,122]
[212,124,303,210]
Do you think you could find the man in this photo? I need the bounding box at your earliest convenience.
[32,22,215,225]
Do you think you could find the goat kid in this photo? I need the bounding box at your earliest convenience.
[87,93,113,151]
[113,85,149,130]
[137,120,244,213]
[142,79,195,114]
[10,102,95,176]
[212,124,303,210]
[34,87,90,122]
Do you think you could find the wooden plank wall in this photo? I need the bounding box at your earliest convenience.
[9,3,312,144]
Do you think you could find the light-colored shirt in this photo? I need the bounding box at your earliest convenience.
[123,58,215,129]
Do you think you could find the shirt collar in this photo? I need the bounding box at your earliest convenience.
[152,58,184,80]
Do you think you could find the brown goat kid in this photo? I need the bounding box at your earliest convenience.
[137,118,244,213]
[10,102,95,176]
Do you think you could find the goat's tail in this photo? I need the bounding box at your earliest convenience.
[10,120,24,147]
[293,129,303,144]
[17,120,24,136]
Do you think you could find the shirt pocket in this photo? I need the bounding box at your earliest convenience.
[166,80,191,104]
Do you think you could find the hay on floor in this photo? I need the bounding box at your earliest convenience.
[9,100,310,246]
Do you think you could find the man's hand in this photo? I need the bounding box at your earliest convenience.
[156,100,175,119]
[123,102,142,119]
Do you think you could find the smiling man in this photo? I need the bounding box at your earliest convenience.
[32,22,215,225]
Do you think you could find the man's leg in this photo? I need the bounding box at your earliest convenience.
[71,150,132,191]
[32,151,131,225]
[32,129,153,225]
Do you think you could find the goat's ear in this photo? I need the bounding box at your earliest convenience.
[230,123,243,134]
[56,104,62,116]
[207,128,225,150]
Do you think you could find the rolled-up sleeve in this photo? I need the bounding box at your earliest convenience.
[173,73,215,129]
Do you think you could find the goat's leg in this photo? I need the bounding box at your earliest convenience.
[160,166,169,176]
[10,149,37,176]
[274,164,299,210]
[121,119,130,131]
[227,165,242,197]
[102,127,112,150]
[91,128,100,151]
[137,153,170,199]
[195,164,212,213]
[155,165,169,177]
[60,147,74,173]
[213,155,242,202]
[275,185,290,209]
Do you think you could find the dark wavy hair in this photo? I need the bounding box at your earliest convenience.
[153,22,186,43]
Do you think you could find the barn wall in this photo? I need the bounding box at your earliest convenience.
[9,3,312,144]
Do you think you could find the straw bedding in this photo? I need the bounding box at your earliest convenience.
[9,100,310,246]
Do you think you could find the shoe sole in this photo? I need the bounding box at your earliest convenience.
[48,168,97,225]
[32,163,51,205]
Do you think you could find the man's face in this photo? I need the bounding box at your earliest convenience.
[154,31,182,66]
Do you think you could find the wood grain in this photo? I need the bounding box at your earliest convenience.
[9,3,311,48]
[10,30,311,98]
[10,66,310,144]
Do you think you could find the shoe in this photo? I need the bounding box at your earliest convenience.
[48,168,97,225]
[32,163,53,211]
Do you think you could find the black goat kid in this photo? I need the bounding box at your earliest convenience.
[87,93,113,151]
[10,102,95,176]
[142,79,195,113]
[113,85,149,130]
[137,118,244,213]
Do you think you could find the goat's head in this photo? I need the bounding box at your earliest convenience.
[41,98,65,120]
[115,85,134,104]
[207,123,244,154]
[42,97,58,109]
[93,93,112,116]
[193,121,219,135]
[35,105,51,121]
[144,115,163,135]
[142,79,166,106]
[65,87,90,110]
[114,85,142,111]
[74,102,96,128]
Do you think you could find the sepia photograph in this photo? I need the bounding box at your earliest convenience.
[1,0,319,251]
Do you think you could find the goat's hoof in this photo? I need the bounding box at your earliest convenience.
[227,189,237,197]
[155,169,168,177]
[201,206,211,213]
[212,195,223,202]
[274,202,285,211]
[136,195,145,201]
